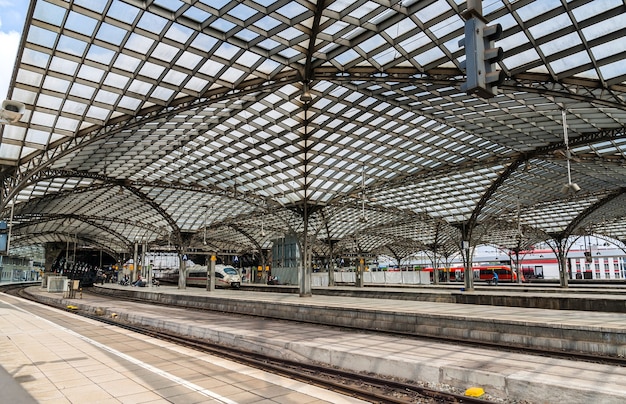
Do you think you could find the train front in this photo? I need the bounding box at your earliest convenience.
[219,266,241,289]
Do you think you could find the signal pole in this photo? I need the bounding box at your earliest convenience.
[459,0,505,98]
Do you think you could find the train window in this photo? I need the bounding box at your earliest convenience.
[215,272,224,278]
[223,267,238,275]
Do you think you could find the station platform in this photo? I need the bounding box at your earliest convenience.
[242,281,626,312]
[0,291,367,404]
[16,283,626,403]
[81,283,626,357]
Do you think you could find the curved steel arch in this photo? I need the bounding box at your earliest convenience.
[2,180,173,249]
[121,184,184,248]
[2,169,182,249]
[226,224,265,256]
[9,231,121,260]
[11,213,152,251]
[314,67,626,109]
[464,126,626,238]
[562,188,626,237]
[1,76,299,213]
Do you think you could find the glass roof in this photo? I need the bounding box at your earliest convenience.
[1,0,626,259]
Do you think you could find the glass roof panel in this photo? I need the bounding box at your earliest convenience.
[599,60,626,81]
[137,12,169,34]
[33,1,66,25]
[592,38,626,61]
[539,32,581,57]
[516,0,561,21]
[27,26,57,48]
[229,4,258,21]
[85,45,115,65]
[572,0,622,22]
[107,1,141,24]
[65,10,98,35]
[183,6,212,23]
[74,0,106,13]
[551,50,591,74]
[96,22,128,46]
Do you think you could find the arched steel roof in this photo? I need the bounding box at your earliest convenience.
[1,0,626,260]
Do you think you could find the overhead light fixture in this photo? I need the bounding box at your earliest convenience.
[561,110,580,194]
[561,182,581,194]
[1,100,25,124]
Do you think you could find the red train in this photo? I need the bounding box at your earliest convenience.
[424,265,523,283]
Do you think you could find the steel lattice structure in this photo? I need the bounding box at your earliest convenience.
[1,0,626,265]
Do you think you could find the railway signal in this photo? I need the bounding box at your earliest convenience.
[459,16,505,98]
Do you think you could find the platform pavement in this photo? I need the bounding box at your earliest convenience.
[78,283,626,357]
[20,283,626,403]
[0,292,369,404]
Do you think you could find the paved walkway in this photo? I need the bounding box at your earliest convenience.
[21,284,626,403]
[0,291,367,403]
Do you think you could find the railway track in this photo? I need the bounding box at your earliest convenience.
[5,285,494,404]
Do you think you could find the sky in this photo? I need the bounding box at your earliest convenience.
[0,0,28,100]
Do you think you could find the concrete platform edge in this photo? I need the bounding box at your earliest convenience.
[24,287,626,404]
[82,286,626,357]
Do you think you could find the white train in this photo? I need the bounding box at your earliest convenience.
[157,265,241,289]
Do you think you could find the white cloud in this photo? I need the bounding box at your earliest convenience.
[0,31,20,100]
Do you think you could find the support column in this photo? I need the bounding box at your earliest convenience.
[300,98,312,297]
[299,204,312,297]
[133,241,139,283]
[557,248,569,288]
[143,240,149,286]
[178,251,187,289]
[462,240,474,291]
[514,248,522,284]
[355,256,364,288]
[259,250,267,285]
[44,242,65,272]
[207,253,216,291]
[328,240,336,287]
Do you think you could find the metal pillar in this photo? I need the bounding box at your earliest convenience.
[133,241,138,282]
[462,240,474,291]
[355,256,364,288]
[557,249,570,288]
[178,252,187,289]
[143,240,150,286]
[300,205,312,297]
[206,253,216,291]
[515,248,522,284]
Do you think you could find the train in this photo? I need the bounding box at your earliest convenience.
[424,265,523,283]
[156,264,242,289]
